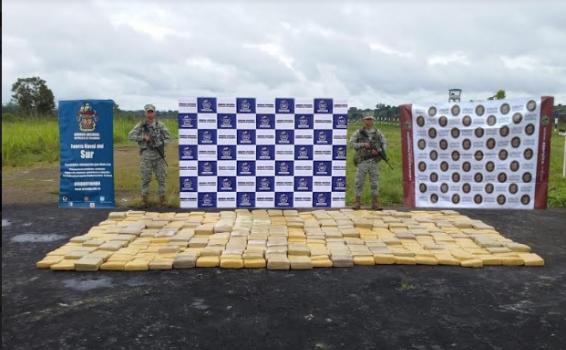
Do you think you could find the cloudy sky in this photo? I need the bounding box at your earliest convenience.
[3,0,566,110]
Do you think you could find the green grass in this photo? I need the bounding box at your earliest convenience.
[2,114,565,207]
[2,114,178,167]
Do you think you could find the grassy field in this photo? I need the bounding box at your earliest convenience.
[2,115,565,207]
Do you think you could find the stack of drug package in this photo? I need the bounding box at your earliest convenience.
[37,209,544,271]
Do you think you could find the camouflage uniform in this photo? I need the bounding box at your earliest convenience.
[349,127,387,197]
[128,120,171,197]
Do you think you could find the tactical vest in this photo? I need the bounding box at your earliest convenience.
[354,128,382,166]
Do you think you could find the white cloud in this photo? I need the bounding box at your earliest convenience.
[2,0,566,109]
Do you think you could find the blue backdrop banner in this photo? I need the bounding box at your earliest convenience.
[59,99,115,208]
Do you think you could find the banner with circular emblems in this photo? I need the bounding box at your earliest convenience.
[400,97,554,209]
[178,97,348,209]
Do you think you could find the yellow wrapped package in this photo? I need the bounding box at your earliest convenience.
[36,255,63,269]
[50,259,76,271]
[100,260,126,271]
[220,258,244,269]
[311,258,332,268]
[373,254,395,265]
[125,259,150,271]
[415,255,438,266]
[460,259,483,268]
[244,258,266,268]
[196,256,220,268]
[75,256,104,271]
[518,253,544,266]
[353,256,375,266]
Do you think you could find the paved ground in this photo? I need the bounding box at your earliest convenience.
[2,204,565,350]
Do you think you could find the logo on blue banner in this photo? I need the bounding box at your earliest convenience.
[333,114,348,129]
[178,113,197,128]
[180,176,198,192]
[198,161,217,176]
[256,145,275,160]
[236,192,256,207]
[217,145,237,160]
[237,160,256,176]
[217,176,236,192]
[294,176,313,191]
[294,145,313,160]
[180,145,198,160]
[275,161,294,176]
[197,97,217,113]
[198,193,217,207]
[313,192,331,207]
[59,99,115,208]
[332,145,347,160]
[332,176,347,192]
[275,192,294,208]
[275,98,295,114]
[198,129,217,144]
[217,114,236,129]
[256,114,275,129]
[275,130,294,144]
[237,129,256,144]
[314,98,333,114]
[313,161,332,176]
[295,114,314,129]
[256,176,275,192]
[237,98,256,113]
[314,130,332,144]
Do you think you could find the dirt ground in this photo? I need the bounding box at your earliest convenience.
[2,202,565,350]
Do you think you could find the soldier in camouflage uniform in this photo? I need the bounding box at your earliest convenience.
[349,114,387,210]
[128,104,171,207]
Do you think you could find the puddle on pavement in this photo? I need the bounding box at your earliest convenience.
[63,277,114,291]
[11,234,67,243]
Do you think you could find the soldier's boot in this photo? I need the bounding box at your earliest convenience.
[159,195,167,207]
[371,196,383,211]
[353,196,361,210]
[142,195,149,208]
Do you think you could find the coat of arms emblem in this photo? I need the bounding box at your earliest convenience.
[77,103,97,132]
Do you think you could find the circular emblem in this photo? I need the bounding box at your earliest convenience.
[500,103,510,114]
[526,100,537,112]
[499,149,508,160]
[485,161,495,172]
[451,128,460,138]
[523,172,532,183]
[416,116,425,127]
[419,183,427,193]
[428,106,437,117]
[441,161,449,171]
[486,138,496,149]
[487,115,497,126]
[524,148,534,160]
[452,194,460,204]
[510,161,520,172]
[541,115,550,126]
[497,195,506,205]
[428,128,437,139]
[439,139,448,150]
[509,183,518,194]
[521,195,531,205]
[462,139,471,150]
[474,150,484,161]
[429,150,438,161]
[451,105,461,116]
[498,172,507,183]
[474,172,483,182]
[485,183,494,194]
[499,126,510,137]
[440,183,449,193]
[475,105,485,116]
[418,161,427,172]
[462,115,472,127]
[474,194,483,204]
[418,139,426,150]
[439,116,448,127]
[462,162,471,172]
[430,193,439,203]
[462,183,471,193]
[451,151,460,161]
[475,127,484,138]
[430,172,438,182]
[513,113,523,124]
[525,123,535,135]
[452,172,461,182]
[511,137,521,148]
